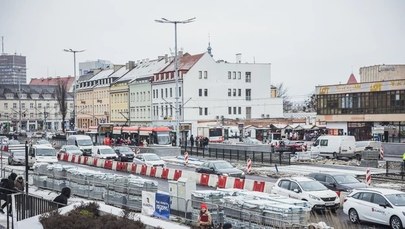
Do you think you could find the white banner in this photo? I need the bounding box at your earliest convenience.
[142,191,156,216]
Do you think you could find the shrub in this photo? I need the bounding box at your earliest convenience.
[39,202,146,229]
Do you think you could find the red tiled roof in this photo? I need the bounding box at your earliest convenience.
[347,73,358,84]
[29,76,75,91]
[160,53,204,73]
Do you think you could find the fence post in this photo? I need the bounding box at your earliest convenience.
[244,150,247,161]
[209,148,211,158]
[237,150,240,161]
[202,146,205,158]
[270,150,272,164]
[261,152,264,164]
[385,161,388,176]
[216,148,218,159]
[279,152,282,165]
[402,162,404,181]
[196,146,199,157]
[222,148,225,160]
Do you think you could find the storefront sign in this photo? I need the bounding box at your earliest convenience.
[154,193,170,220]
[317,79,405,94]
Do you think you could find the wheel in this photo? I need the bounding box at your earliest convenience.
[349,208,359,224]
[390,215,402,229]
[333,152,338,159]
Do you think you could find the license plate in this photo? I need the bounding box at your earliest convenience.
[325,202,334,206]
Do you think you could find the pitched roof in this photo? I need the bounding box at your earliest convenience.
[29,76,75,91]
[117,58,169,84]
[347,73,358,84]
[159,53,204,73]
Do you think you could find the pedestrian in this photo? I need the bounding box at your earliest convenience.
[198,203,212,229]
[14,176,24,192]
[190,135,194,148]
[0,172,18,214]
[53,187,71,208]
[223,223,233,229]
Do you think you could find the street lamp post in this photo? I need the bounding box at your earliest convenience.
[63,49,85,131]
[155,17,195,147]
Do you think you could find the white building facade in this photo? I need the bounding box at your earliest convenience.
[151,52,283,136]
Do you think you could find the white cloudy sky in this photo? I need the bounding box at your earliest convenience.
[1,0,404,101]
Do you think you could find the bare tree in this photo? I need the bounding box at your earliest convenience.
[303,93,317,112]
[55,80,68,133]
[276,83,293,112]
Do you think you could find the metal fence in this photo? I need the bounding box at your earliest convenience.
[181,145,292,165]
[13,192,60,222]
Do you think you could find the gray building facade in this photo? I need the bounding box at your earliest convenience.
[0,54,27,85]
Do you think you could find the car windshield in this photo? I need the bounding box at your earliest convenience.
[214,161,233,169]
[116,147,131,153]
[144,154,161,161]
[14,151,25,156]
[65,145,80,150]
[38,140,50,145]
[99,148,114,154]
[299,181,328,191]
[77,139,93,146]
[36,148,56,156]
[386,194,405,206]
[334,175,360,184]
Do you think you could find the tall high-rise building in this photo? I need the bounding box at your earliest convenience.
[0,53,26,85]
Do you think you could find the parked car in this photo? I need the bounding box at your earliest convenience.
[343,188,405,228]
[91,146,117,160]
[308,172,367,192]
[67,135,93,156]
[135,153,166,167]
[6,140,20,152]
[195,160,245,178]
[8,150,25,165]
[272,177,340,212]
[113,146,135,162]
[59,145,82,156]
[285,140,306,153]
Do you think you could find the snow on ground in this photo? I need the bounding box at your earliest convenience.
[0,185,190,229]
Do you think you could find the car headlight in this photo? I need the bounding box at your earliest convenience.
[309,194,321,201]
[241,172,245,176]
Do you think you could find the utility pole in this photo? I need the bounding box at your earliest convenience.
[63,49,85,130]
[44,107,47,132]
[155,17,195,147]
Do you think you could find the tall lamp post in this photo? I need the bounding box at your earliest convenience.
[63,49,85,131]
[155,17,195,147]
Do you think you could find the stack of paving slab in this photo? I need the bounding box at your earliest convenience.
[191,189,310,228]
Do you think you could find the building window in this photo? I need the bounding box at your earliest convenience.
[199,107,203,116]
[170,88,172,97]
[30,103,34,109]
[22,103,25,109]
[30,113,34,118]
[13,103,17,109]
[199,89,202,97]
[238,72,241,79]
[233,107,237,114]
[204,89,208,97]
[179,87,182,97]
[233,71,236,79]
[46,103,50,108]
[228,107,232,115]
[228,71,231,79]
[228,89,231,97]
[238,107,242,114]
[4,103,8,110]
[204,71,208,79]
[246,72,251,82]
[153,90,155,98]
[233,89,236,97]
[199,71,202,79]
[161,89,164,98]
[246,89,251,101]
[204,107,208,115]
[238,89,242,97]
[165,88,168,98]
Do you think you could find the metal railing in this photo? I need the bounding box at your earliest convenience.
[13,192,60,222]
[181,145,292,165]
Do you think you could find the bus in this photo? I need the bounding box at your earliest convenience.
[119,126,172,146]
[205,126,240,143]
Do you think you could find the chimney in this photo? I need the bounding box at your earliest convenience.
[165,54,168,63]
[126,61,135,70]
[236,53,242,63]
[178,51,183,57]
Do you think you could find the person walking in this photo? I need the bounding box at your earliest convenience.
[53,187,71,208]
[198,203,212,229]
[14,176,24,192]
[0,172,18,214]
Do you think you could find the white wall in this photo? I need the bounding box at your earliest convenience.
[326,122,348,134]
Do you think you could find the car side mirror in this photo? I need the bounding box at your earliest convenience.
[115,149,120,153]
[379,204,387,208]
[329,183,336,187]
[293,189,300,193]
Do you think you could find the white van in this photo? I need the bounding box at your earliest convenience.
[91,145,117,160]
[67,135,93,156]
[28,145,58,168]
[311,135,355,159]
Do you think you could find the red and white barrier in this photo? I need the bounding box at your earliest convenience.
[380,147,384,160]
[184,152,189,166]
[366,168,371,186]
[246,158,252,174]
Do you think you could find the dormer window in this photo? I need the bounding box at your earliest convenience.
[19,93,27,99]
[5,93,13,99]
[31,94,39,99]
[43,94,51,99]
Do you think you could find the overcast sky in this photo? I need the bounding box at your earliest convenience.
[1,0,404,101]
